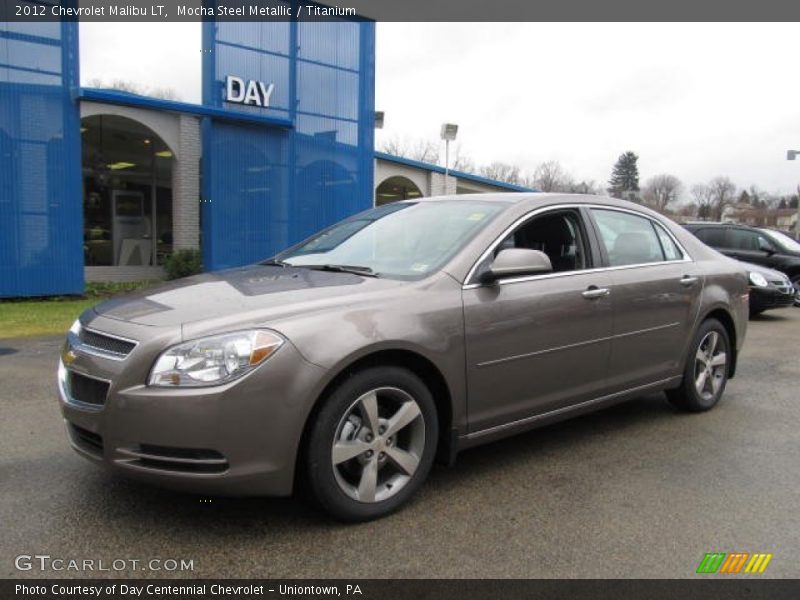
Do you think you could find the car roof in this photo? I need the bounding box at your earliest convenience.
[684,222,757,229]
[413,192,646,211]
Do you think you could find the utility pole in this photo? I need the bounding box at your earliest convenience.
[787,150,800,237]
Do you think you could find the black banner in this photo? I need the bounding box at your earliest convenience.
[2,0,800,22]
[4,580,800,600]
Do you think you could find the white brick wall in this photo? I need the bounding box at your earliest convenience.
[172,115,201,250]
[429,172,457,197]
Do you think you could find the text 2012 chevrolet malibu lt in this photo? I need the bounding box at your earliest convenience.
[59,194,748,520]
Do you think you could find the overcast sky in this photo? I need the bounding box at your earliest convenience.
[81,22,800,199]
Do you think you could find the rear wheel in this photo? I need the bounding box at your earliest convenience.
[666,319,730,412]
[306,366,438,521]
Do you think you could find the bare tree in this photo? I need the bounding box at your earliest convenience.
[531,160,573,192]
[450,145,476,174]
[642,174,683,211]
[707,176,737,220]
[149,87,181,101]
[690,183,713,220]
[747,185,765,207]
[677,203,699,219]
[379,136,440,163]
[479,162,522,185]
[86,78,181,101]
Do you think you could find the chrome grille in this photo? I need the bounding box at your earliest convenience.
[78,328,136,358]
[769,280,793,295]
[67,371,110,406]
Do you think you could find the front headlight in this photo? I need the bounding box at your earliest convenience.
[748,272,769,288]
[69,318,81,336]
[149,330,284,387]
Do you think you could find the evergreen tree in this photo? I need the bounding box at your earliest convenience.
[608,151,640,199]
[738,190,751,206]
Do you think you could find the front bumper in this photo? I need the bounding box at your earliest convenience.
[749,286,795,312]
[57,316,327,497]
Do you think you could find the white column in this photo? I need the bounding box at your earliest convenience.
[172,115,201,250]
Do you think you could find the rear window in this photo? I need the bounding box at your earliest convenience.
[653,223,683,260]
[694,228,726,247]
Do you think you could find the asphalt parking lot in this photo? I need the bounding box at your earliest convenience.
[2,308,799,579]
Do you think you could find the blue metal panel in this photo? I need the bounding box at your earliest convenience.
[203,121,291,268]
[202,17,376,271]
[0,15,83,297]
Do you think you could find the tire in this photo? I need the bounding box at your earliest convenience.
[666,318,731,412]
[306,366,438,521]
[749,308,764,318]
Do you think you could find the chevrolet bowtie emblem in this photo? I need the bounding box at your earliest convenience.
[62,347,78,366]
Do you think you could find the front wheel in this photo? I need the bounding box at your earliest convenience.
[306,366,438,521]
[666,319,730,412]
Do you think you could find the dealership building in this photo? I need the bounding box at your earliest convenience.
[0,18,529,298]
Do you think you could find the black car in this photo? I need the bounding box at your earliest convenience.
[684,223,800,306]
[739,262,796,316]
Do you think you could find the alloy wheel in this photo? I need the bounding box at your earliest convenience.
[331,387,425,503]
[693,331,727,402]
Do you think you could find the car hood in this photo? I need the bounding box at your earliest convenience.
[92,265,405,329]
[738,261,786,280]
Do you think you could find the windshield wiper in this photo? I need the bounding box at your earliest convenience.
[305,264,380,277]
[261,258,289,267]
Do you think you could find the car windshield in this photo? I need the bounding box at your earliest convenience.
[275,200,506,279]
[760,229,800,253]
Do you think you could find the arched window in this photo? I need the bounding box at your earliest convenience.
[375,176,423,206]
[80,115,174,267]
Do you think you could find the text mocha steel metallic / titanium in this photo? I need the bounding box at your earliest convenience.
[57,193,749,521]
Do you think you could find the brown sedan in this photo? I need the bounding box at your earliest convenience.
[58,194,749,520]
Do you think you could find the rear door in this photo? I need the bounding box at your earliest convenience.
[589,208,703,392]
[463,207,614,433]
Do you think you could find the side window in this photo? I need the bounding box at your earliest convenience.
[757,233,775,253]
[696,227,725,247]
[489,210,589,274]
[591,209,665,267]
[728,229,759,251]
[653,223,683,261]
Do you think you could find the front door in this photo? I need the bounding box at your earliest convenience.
[463,208,614,433]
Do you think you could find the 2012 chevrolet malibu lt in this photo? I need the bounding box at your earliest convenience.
[58,194,749,521]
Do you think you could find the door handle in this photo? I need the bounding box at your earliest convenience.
[679,275,699,287]
[582,286,610,300]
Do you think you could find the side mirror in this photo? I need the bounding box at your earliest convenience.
[482,248,553,283]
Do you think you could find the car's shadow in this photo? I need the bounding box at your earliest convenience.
[73,392,677,531]
[432,392,676,489]
[750,310,795,322]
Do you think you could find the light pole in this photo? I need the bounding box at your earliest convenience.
[440,123,459,178]
[788,150,800,237]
